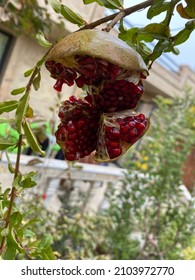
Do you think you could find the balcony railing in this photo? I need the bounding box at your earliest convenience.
[0,153,126,213]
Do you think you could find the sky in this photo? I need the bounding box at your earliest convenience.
[123,0,195,71]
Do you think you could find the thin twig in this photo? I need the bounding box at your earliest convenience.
[13,229,32,260]
[102,10,126,32]
[0,134,23,255]
[165,0,180,27]
[0,52,49,256]
[139,208,164,259]
[79,0,154,31]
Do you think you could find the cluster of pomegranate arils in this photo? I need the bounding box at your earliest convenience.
[45,30,150,162]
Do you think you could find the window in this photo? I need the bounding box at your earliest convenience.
[0,30,13,80]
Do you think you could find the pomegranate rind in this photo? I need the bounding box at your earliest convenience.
[93,110,150,163]
[45,30,148,77]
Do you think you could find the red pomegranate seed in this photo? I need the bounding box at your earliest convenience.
[109,147,122,158]
[106,127,120,140]
[136,123,146,132]
[65,153,77,161]
[54,79,64,92]
[120,125,129,134]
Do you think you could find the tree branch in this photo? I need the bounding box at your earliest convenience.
[0,134,23,255]
[79,0,154,31]
[102,10,126,32]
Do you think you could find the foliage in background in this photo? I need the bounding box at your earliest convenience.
[13,93,195,260]
[0,0,195,259]
[0,0,64,36]
[106,91,195,259]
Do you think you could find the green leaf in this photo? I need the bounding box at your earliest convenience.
[11,87,26,96]
[3,244,16,260]
[24,171,37,179]
[48,0,61,13]
[1,227,9,237]
[44,246,56,260]
[20,177,37,189]
[22,218,41,229]
[32,71,41,91]
[15,92,30,134]
[0,101,18,115]
[0,141,17,150]
[147,0,169,19]
[91,0,123,9]
[22,121,45,156]
[8,162,15,173]
[118,19,126,33]
[23,229,36,238]
[148,40,172,63]
[136,42,152,64]
[12,175,22,190]
[172,26,195,46]
[2,201,19,215]
[119,27,139,43]
[10,211,23,229]
[26,106,34,118]
[37,57,46,67]
[38,234,53,250]
[105,0,123,9]
[3,188,11,199]
[61,5,86,26]
[24,68,34,77]
[177,1,195,19]
[141,23,170,40]
[36,31,53,48]
[83,0,104,5]
[172,47,180,55]
[4,228,24,259]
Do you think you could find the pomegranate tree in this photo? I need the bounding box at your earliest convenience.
[45,30,150,162]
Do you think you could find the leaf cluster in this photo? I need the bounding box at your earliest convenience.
[0,185,55,259]
[118,0,195,67]
[0,0,60,36]
[0,59,46,156]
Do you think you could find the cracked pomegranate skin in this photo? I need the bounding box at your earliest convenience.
[94,111,150,162]
[45,30,148,74]
[45,30,148,100]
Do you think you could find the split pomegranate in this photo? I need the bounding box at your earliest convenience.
[94,111,150,162]
[55,96,99,161]
[45,30,150,162]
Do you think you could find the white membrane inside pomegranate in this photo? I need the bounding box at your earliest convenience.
[94,110,150,162]
[85,79,144,112]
